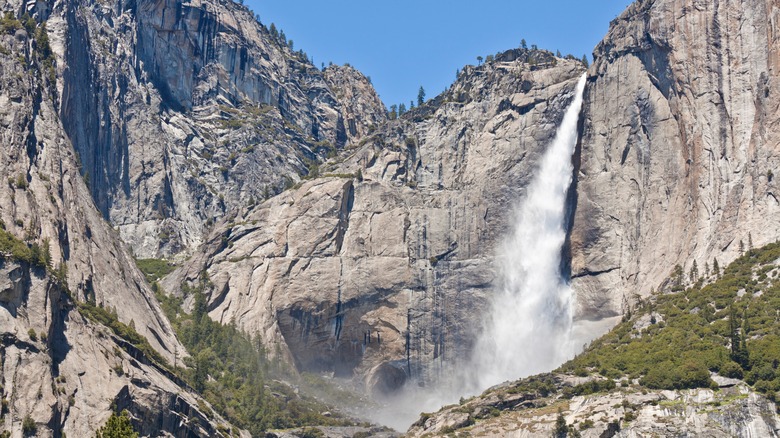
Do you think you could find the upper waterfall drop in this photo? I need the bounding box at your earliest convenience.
[473,73,587,389]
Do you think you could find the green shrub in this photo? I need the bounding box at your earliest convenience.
[27,328,37,342]
[0,12,21,35]
[95,410,138,438]
[0,228,51,269]
[718,361,744,379]
[22,415,36,436]
[296,428,324,438]
[134,258,176,283]
[15,174,27,189]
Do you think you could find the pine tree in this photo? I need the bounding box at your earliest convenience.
[552,409,568,438]
[521,39,527,49]
[739,240,745,254]
[417,86,426,106]
[689,260,698,283]
[95,410,138,438]
[269,23,278,39]
[477,55,483,65]
[389,104,397,120]
[556,50,562,57]
[398,103,406,116]
[672,264,684,289]
[713,258,720,277]
[748,233,753,252]
[581,54,589,68]
[728,304,749,368]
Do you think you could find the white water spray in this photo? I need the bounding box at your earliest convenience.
[368,74,588,430]
[472,73,587,389]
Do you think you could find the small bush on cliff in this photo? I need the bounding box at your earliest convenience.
[77,301,169,369]
[22,415,36,436]
[0,12,21,35]
[95,410,138,438]
[0,228,50,268]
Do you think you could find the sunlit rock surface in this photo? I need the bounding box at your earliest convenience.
[164,55,587,391]
[572,0,780,319]
[0,3,240,433]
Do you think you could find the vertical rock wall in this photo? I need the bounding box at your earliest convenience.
[572,0,780,318]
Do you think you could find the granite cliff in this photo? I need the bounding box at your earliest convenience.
[571,0,780,320]
[58,0,386,257]
[0,6,240,435]
[2,0,780,434]
[162,52,587,394]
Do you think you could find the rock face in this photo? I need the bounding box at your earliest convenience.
[0,9,238,436]
[0,261,239,437]
[57,0,386,257]
[5,0,780,433]
[163,54,586,392]
[571,0,780,319]
[160,0,780,407]
[406,376,780,437]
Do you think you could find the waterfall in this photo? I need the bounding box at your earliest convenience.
[370,74,588,430]
[473,73,587,389]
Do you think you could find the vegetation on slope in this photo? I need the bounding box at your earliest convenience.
[142,268,356,435]
[94,410,138,438]
[0,231,173,372]
[77,300,171,369]
[133,258,176,283]
[411,243,780,436]
[0,223,51,269]
[561,241,780,399]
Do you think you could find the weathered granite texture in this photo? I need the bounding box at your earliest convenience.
[0,10,240,435]
[163,54,587,393]
[571,0,780,319]
[56,0,386,257]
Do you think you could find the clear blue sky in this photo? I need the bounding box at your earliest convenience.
[246,1,632,108]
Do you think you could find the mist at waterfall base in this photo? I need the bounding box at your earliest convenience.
[365,74,588,431]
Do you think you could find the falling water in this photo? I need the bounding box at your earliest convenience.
[369,74,588,430]
[472,73,587,389]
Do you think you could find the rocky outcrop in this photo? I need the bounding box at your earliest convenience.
[54,0,386,257]
[0,11,179,363]
[0,13,239,436]
[164,53,586,392]
[0,260,240,437]
[571,0,780,319]
[406,375,780,437]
